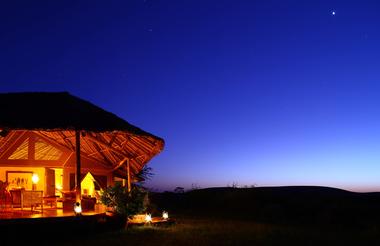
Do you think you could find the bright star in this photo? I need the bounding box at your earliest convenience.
[332,11,336,16]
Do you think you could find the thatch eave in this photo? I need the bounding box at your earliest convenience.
[0,92,164,179]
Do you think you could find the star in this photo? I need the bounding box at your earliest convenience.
[332,11,336,16]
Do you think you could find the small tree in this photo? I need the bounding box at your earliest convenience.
[100,165,153,217]
[100,183,147,217]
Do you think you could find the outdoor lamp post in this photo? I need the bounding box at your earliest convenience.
[32,173,39,190]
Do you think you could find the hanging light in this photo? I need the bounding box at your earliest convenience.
[74,202,82,215]
[162,211,169,220]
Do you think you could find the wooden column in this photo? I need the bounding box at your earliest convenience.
[127,159,131,192]
[75,130,81,203]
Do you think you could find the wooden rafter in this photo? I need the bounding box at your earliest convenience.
[111,157,129,172]
[0,130,27,160]
[58,131,76,151]
[85,133,133,159]
[0,128,162,180]
[107,132,117,147]
[0,130,16,153]
[36,131,113,170]
[34,131,72,153]
[62,152,74,167]
[83,136,109,163]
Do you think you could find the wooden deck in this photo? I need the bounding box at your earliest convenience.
[0,207,117,244]
[0,205,106,221]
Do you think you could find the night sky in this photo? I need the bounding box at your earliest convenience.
[1,1,380,192]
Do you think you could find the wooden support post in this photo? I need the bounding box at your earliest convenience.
[75,130,82,203]
[127,159,131,192]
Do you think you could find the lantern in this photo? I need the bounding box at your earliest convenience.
[162,211,169,220]
[145,214,152,223]
[74,202,82,215]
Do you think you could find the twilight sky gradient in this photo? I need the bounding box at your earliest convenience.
[1,1,380,192]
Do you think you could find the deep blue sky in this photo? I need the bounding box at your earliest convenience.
[1,1,380,192]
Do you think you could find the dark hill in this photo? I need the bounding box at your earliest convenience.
[151,186,380,226]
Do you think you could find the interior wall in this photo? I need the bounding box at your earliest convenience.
[61,152,113,191]
[54,168,63,191]
[0,166,45,193]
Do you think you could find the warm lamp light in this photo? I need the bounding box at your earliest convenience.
[162,211,169,220]
[32,173,39,190]
[145,214,152,223]
[74,202,82,215]
[32,173,39,184]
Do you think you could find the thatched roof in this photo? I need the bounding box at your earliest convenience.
[0,92,164,178]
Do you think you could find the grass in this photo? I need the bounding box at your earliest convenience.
[51,215,380,246]
[55,217,279,246]
[8,186,380,245]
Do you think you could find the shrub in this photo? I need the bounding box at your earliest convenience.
[100,183,148,217]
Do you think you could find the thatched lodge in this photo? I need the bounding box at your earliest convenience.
[0,92,164,215]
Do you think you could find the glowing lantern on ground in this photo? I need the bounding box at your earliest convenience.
[162,211,169,220]
[74,202,82,215]
[145,214,152,223]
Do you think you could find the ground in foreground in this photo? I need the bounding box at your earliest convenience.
[9,186,380,245]
[49,216,380,246]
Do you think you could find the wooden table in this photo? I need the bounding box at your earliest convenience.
[43,196,59,208]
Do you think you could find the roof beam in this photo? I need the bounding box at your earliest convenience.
[84,133,134,159]
[0,130,27,160]
[36,131,114,169]
[111,157,129,172]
